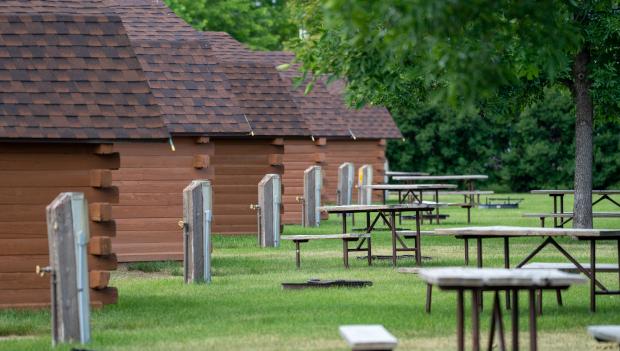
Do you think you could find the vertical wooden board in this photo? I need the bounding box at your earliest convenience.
[358,165,373,205]
[182,180,211,284]
[258,174,281,247]
[303,166,322,227]
[46,193,80,344]
[337,162,354,205]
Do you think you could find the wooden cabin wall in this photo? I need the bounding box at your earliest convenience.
[0,143,118,309]
[113,137,212,262]
[281,138,325,224]
[323,139,386,203]
[211,138,284,234]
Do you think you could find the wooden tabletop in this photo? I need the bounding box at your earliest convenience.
[531,189,620,195]
[282,234,370,241]
[393,174,488,181]
[418,267,586,288]
[433,226,620,238]
[386,171,430,176]
[364,184,458,190]
[320,204,432,213]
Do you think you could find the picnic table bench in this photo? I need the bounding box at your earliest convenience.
[530,189,620,227]
[393,174,489,206]
[320,204,432,266]
[281,234,371,269]
[418,268,585,351]
[523,211,620,227]
[433,226,620,312]
[365,184,457,224]
[588,325,620,347]
[339,325,398,351]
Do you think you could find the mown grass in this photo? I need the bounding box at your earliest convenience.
[1,193,619,350]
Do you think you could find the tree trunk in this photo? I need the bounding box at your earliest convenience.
[572,47,593,229]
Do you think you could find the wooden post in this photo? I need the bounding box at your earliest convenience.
[303,165,322,227]
[337,162,354,206]
[257,174,281,247]
[182,180,212,284]
[358,165,373,205]
[383,159,390,202]
[45,192,91,346]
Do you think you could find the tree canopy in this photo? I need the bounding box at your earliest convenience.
[164,0,297,50]
[290,0,620,227]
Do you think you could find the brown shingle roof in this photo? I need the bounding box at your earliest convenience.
[129,40,251,135]
[0,2,168,141]
[264,51,403,140]
[106,0,309,136]
[204,37,351,138]
[324,80,403,139]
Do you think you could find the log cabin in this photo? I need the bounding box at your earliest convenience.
[106,0,314,261]
[0,1,168,308]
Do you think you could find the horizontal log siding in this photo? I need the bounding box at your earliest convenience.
[211,139,284,234]
[0,143,118,309]
[281,138,324,224]
[323,139,386,203]
[113,137,212,262]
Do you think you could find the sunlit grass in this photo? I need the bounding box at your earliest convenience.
[0,193,618,350]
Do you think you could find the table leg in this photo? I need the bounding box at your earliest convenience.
[472,289,481,351]
[617,240,620,291]
[528,289,538,351]
[343,239,349,269]
[435,189,440,224]
[464,238,470,265]
[425,284,432,313]
[511,289,519,351]
[477,238,483,268]
[342,213,347,233]
[553,195,558,228]
[590,239,596,312]
[367,237,372,266]
[504,237,511,309]
[366,212,371,232]
[457,289,465,351]
[390,211,397,267]
[295,241,301,269]
[416,210,422,266]
[559,194,565,228]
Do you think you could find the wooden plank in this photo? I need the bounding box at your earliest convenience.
[392,175,488,181]
[89,271,110,290]
[112,168,210,181]
[282,233,370,241]
[46,192,82,344]
[433,226,620,238]
[0,272,49,290]
[588,326,620,343]
[418,267,587,288]
[269,154,284,166]
[0,254,116,273]
[320,204,431,213]
[88,237,112,256]
[183,180,212,284]
[531,189,620,195]
[90,170,113,188]
[0,170,97,187]
[0,238,48,255]
[0,153,120,171]
[0,287,116,306]
[258,174,281,247]
[339,325,398,351]
[0,187,118,205]
[89,203,112,222]
[303,166,322,227]
[94,144,114,155]
[120,155,199,168]
[522,212,620,218]
[367,184,457,190]
[192,155,209,169]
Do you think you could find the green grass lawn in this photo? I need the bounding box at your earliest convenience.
[1,193,619,350]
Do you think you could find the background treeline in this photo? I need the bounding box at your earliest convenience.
[388,88,620,192]
[165,0,620,193]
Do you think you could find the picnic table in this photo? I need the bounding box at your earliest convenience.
[365,184,457,224]
[320,204,432,266]
[392,174,488,205]
[418,268,585,351]
[530,189,620,227]
[433,226,620,312]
